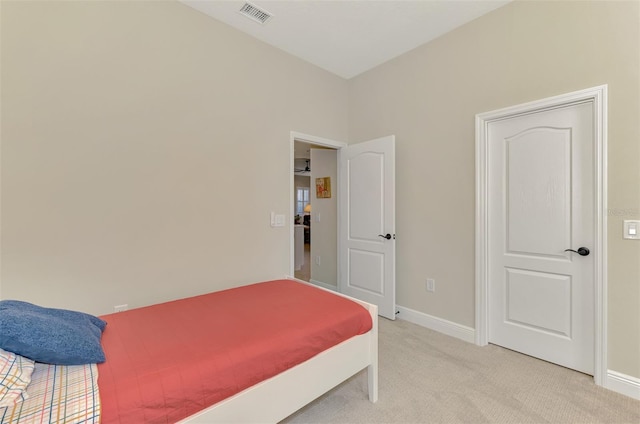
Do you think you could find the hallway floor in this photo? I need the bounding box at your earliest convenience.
[294,243,310,281]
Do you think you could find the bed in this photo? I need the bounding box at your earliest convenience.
[0,278,378,423]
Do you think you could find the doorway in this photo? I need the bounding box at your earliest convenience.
[290,133,344,289]
[475,86,608,384]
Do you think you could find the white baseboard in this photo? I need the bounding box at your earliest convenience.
[606,370,640,400]
[396,306,475,344]
[309,279,338,292]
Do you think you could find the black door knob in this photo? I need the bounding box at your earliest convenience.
[564,247,590,256]
[378,234,392,240]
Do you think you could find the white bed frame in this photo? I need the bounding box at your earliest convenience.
[179,278,379,423]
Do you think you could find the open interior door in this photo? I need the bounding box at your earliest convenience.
[338,136,396,319]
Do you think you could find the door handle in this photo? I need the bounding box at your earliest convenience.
[378,233,392,240]
[564,247,590,256]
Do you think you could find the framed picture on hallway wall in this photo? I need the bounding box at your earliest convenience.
[316,177,331,198]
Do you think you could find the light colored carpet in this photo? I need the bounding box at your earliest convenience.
[282,318,640,423]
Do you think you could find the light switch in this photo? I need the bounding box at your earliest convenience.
[623,220,640,240]
[270,212,286,228]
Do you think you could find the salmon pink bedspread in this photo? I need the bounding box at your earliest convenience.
[97,279,372,423]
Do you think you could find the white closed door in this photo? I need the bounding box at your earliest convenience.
[487,101,594,374]
[338,136,395,319]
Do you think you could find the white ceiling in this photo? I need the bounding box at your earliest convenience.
[179,0,511,79]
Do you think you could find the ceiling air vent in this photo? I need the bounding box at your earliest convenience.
[239,2,273,25]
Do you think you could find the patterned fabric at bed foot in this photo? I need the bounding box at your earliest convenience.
[0,363,100,424]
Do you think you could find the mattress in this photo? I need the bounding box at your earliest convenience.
[97,279,373,423]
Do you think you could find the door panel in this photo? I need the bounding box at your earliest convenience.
[348,152,384,239]
[339,136,395,319]
[506,128,571,256]
[488,102,594,374]
[505,268,572,337]
[348,249,384,294]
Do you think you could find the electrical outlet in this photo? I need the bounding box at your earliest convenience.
[114,304,128,313]
[316,256,321,265]
[426,279,435,292]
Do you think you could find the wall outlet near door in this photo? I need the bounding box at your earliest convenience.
[114,304,128,313]
[426,278,435,292]
[316,256,321,265]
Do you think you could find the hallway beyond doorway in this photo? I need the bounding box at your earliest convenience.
[294,242,310,281]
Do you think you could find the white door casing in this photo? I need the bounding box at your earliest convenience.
[476,86,608,384]
[338,136,396,319]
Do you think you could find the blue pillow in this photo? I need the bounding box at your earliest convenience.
[0,300,107,365]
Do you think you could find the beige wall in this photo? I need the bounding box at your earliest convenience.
[2,0,638,380]
[0,1,348,314]
[310,149,338,287]
[348,0,640,378]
